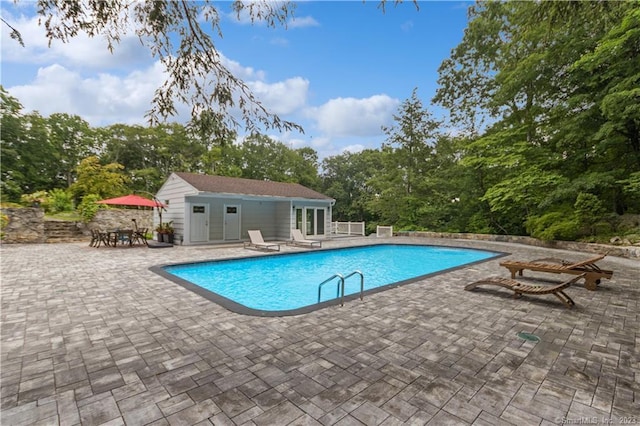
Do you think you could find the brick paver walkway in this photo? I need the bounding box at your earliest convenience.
[1,237,638,425]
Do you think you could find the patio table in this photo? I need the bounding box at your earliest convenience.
[107,229,134,246]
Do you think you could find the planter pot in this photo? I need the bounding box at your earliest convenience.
[158,233,174,244]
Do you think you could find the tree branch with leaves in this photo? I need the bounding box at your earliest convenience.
[5,0,302,139]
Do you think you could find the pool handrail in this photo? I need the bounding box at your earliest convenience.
[318,273,344,304]
[318,270,364,306]
[341,270,364,306]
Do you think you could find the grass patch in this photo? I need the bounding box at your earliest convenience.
[45,211,82,221]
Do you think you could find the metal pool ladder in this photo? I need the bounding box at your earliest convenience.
[317,270,364,306]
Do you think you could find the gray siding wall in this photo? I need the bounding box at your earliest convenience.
[275,202,292,239]
[183,197,289,242]
[240,200,278,240]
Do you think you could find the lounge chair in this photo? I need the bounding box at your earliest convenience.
[287,229,322,248]
[244,230,280,251]
[465,274,584,308]
[500,254,613,291]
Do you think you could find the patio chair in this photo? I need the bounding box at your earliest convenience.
[131,228,148,246]
[500,254,613,291]
[89,229,100,247]
[465,274,584,308]
[287,229,322,248]
[90,229,112,247]
[244,230,280,251]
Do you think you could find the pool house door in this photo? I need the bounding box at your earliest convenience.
[190,204,209,242]
[224,204,240,240]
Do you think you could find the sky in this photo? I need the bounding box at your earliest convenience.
[0,1,471,160]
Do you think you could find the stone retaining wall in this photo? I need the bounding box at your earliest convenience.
[395,231,640,259]
[90,209,153,233]
[1,208,153,244]
[0,208,45,243]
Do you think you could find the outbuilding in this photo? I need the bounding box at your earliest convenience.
[154,172,335,245]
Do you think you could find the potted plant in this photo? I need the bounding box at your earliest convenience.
[155,221,174,243]
[163,221,174,244]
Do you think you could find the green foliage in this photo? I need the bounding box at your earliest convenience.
[321,149,382,222]
[48,188,74,213]
[433,0,639,239]
[77,194,103,223]
[526,211,580,241]
[47,113,96,187]
[70,156,129,201]
[155,221,174,234]
[20,191,49,208]
[574,192,607,236]
[0,213,9,239]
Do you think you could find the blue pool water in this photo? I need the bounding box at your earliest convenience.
[158,244,501,315]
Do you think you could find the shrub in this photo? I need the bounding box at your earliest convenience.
[155,221,174,234]
[574,192,606,235]
[77,194,103,223]
[20,190,49,208]
[592,221,613,236]
[0,213,8,240]
[48,188,74,213]
[526,211,580,241]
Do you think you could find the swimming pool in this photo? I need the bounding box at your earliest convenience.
[153,244,503,316]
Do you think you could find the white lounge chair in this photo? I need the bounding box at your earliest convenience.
[244,230,280,251]
[288,229,322,248]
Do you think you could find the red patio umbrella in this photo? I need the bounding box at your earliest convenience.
[97,194,166,208]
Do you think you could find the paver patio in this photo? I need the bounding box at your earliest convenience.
[1,237,638,425]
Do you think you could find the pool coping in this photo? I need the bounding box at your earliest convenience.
[149,242,510,317]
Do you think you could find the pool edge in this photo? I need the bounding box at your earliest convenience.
[150,243,510,317]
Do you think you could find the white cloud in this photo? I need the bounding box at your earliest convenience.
[219,53,266,81]
[269,37,289,46]
[1,11,150,70]
[8,62,168,126]
[400,20,414,32]
[288,16,319,29]
[249,77,309,115]
[308,95,399,137]
[341,144,366,154]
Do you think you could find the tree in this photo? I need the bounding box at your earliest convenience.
[434,0,640,234]
[0,100,62,198]
[236,134,319,185]
[321,149,382,223]
[371,89,442,228]
[70,156,129,201]
[5,1,302,138]
[0,87,25,201]
[100,124,165,193]
[47,113,97,187]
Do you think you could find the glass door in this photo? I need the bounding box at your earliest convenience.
[316,208,325,235]
[295,208,303,231]
[303,207,326,236]
[305,208,315,235]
